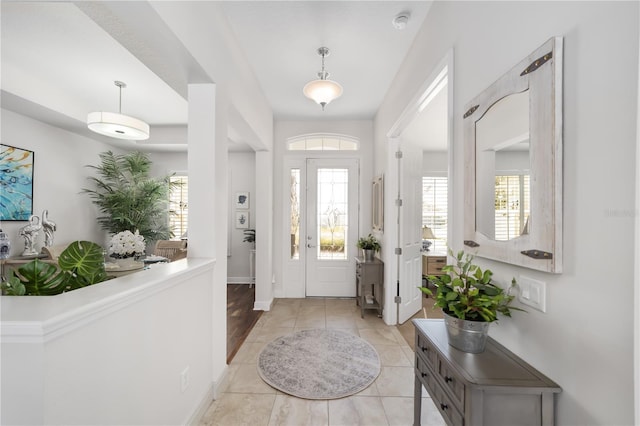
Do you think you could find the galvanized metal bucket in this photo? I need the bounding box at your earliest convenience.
[443,312,491,353]
[363,249,375,262]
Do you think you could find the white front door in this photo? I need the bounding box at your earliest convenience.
[398,141,423,323]
[305,158,359,297]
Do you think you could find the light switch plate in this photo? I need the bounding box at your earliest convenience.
[518,275,546,312]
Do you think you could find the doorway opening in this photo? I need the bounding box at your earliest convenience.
[385,51,453,325]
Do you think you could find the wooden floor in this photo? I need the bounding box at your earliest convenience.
[227,284,262,363]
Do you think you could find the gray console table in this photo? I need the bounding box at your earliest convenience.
[355,256,383,318]
[413,319,561,426]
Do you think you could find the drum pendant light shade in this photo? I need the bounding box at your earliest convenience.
[87,111,150,140]
[303,47,343,110]
[87,81,150,141]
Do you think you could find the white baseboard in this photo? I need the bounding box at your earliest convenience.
[184,365,229,425]
[227,277,253,284]
[212,365,229,399]
[184,383,214,426]
[254,298,273,311]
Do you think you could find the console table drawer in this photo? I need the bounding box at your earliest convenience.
[432,383,464,426]
[415,330,438,371]
[426,256,446,275]
[437,357,465,410]
[415,355,436,390]
[416,353,463,426]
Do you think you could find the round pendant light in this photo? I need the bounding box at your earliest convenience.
[303,47,343,110]
[87,81,150,140]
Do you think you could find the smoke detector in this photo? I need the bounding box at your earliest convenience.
[392,12,410,30]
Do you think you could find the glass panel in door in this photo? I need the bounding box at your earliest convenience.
[306,159,358,297]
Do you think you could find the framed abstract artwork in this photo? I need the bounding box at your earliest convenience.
[0,144,34,221]
[235,191,249,209]
[235,211,250,229]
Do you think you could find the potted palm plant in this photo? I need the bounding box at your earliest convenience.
[83,151,178,243]
[420,249,523,353]
[357,234,381,262]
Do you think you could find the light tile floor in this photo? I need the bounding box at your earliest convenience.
[199,297,446,426]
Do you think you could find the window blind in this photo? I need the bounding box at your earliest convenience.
[494,175,530,241]
[169,176,188,238]
[422,176,448,252]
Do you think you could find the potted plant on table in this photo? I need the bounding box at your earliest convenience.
[419,249,523,353]
[357,234,380,262]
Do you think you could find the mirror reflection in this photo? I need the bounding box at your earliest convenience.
[475,90,530,241]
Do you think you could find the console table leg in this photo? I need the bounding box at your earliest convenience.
[414,374,422,426]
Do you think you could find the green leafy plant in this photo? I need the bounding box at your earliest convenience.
[357,234,381,252]
[420,249,523,322]
[83,151,178,242]
[2,241,108,296]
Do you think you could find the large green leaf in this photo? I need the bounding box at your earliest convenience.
[12,259,70,295]
[58,241,107,285]
[1,276,26,295]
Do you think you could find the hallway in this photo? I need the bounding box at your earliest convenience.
[204,297,445,426]
[227,284,262,363]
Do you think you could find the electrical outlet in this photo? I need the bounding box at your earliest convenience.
[518,275,546,313]
[180,366,190,393]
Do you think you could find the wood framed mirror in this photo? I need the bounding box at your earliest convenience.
[463,37,563,273]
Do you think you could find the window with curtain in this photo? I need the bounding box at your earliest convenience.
[169,175,188,239]
[422,176,448,252]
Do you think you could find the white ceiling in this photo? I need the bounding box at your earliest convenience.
[1,1,446,152]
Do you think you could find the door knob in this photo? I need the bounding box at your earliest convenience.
[307,243,316,248]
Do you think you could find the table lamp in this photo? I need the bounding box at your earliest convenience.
[422,226,435,251]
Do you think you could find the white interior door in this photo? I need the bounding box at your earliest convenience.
[305,158,359,297]
[398,141,423,323]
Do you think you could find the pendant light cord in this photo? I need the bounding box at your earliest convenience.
[114,80,126,114]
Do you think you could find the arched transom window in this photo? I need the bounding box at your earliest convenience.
[287,133,359,151]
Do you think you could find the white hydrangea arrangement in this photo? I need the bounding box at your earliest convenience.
[108,230,146,259]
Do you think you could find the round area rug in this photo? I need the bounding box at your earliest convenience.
[257,329,380,399]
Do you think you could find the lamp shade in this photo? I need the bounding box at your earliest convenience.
[303,79,343,107]
[87,112,150,140]
[422,226,436,239]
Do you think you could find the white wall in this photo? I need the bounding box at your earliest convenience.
[227,152,256,283]
[272,120,374,298]
[422,151,448,176]
[148,151,188,176]
[0,109,119,253]
[1,259,215,426]
[375,2,637,424]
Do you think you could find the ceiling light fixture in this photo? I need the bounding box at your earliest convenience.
[87,81,150,140]
[303,47,343,110]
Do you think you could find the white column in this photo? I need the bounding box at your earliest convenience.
[188,83,227,390]
[254,150,274,310]
[188,84,217,259]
